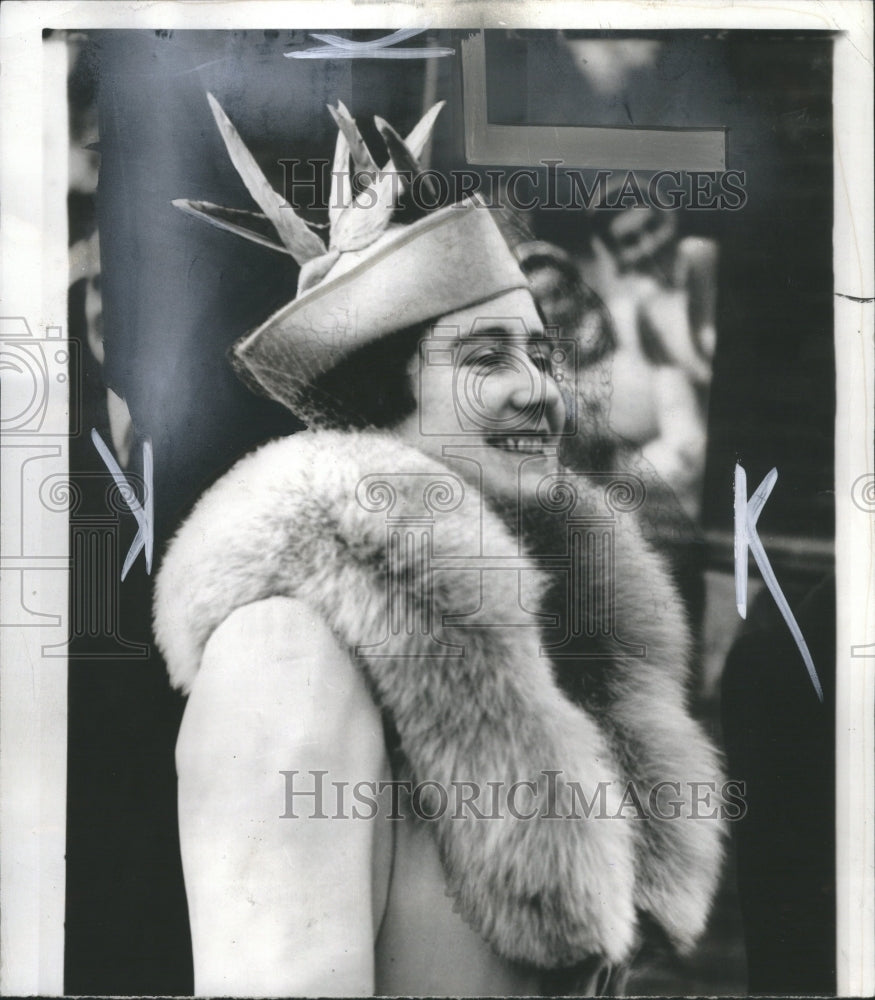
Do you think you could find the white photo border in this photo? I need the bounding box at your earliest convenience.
[1,1,872,995]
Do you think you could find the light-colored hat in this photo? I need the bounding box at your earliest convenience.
[174,94,529,417]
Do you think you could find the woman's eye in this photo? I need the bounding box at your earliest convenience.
[459,344,510,369]
[528,351,553,375]
[458,342,553,378]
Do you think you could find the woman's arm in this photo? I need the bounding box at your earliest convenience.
[639,365,709,521]
[175,595,391,997]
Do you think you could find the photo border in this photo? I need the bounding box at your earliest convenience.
[1,2,871,995]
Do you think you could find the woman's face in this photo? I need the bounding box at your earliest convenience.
[394,288,566,506]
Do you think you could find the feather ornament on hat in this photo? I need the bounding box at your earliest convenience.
[173,93,445,274]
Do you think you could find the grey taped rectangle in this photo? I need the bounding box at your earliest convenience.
[461,32,726,171]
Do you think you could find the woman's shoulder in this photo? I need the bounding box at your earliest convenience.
[176,595,387,782]
[153,428,462,694]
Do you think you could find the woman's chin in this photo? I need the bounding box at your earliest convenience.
[476,450,560,506]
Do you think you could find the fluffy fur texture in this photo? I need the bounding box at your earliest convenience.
[154,430,724,969]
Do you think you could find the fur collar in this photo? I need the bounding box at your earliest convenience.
[154,429,724,969]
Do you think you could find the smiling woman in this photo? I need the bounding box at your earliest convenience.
[151,93,726,996]
[307,285,567,508]
[393,289,566,506]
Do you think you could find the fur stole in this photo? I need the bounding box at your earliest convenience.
[154,429,724,969]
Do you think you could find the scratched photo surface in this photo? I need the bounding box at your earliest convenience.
[62,28,835,996]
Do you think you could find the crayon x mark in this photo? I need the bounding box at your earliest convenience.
[285,28,453,61]
[92,428,154,580]
[734,463,824,702]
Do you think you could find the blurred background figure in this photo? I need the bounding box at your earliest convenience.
[68,32,135,468]
[513,241,616,469]
[516,238,708,636]
[585,203,719,524]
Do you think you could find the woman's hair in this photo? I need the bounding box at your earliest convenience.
[303,321,428,430]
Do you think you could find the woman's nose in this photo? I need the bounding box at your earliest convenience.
[507,360,565,430]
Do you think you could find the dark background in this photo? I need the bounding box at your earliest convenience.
[65,29,835,995]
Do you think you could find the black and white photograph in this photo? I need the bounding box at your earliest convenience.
[1,2,872,996]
